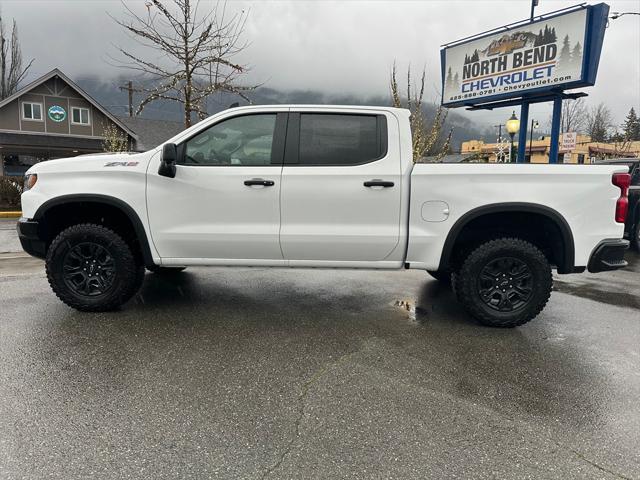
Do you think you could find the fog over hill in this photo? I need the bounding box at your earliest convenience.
[76,76,492,150]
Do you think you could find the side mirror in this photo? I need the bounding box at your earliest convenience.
[158,143,177,178]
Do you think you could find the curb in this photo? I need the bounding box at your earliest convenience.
[0,211,21,219]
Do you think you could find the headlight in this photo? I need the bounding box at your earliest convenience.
[24,174,38,191]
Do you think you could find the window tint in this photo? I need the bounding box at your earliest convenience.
[183,114,276,166]
[299,114,383,165]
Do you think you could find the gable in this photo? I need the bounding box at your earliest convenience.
[0,69,137,141]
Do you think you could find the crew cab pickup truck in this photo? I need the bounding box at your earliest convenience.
[17,105,631,327]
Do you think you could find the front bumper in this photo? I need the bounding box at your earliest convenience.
[16,217,46,259]
[587,238,629,273]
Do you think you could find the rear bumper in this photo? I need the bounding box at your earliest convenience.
[587,238,629,273]
[16,217,46,259]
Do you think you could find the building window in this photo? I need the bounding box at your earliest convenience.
[22,102,43,121]
[71,107,90,125]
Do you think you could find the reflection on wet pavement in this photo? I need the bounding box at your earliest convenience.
[554,249,640,310]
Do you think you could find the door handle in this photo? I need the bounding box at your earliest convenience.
[244,178,275,187]
[364,180,394,188]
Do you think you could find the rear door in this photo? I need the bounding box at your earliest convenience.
[279,109,403,264]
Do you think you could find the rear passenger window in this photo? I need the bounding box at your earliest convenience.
[299,114,385,165]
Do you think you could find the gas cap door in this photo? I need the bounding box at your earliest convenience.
[421,201,450,222]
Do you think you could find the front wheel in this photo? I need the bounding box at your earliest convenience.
[46,224,143,311]
[453,238,552,328]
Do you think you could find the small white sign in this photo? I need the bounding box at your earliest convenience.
[561,132,577,151]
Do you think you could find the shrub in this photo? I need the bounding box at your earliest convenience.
[0,176,23,208]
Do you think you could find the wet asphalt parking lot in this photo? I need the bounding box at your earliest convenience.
[1,219,639,479]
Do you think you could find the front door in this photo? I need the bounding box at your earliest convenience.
[147,112,286,263]
[279,110,403,264]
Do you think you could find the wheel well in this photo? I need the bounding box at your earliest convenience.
[440,209,574,273]
[36,200,149,266]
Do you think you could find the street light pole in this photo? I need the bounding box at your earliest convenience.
[505,111,520,163]
[530,0,538,21]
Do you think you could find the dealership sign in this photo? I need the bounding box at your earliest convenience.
[441,4,609,108]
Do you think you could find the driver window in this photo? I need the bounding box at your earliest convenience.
[183,114,277,166]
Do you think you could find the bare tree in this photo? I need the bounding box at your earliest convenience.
[111,0,256,128]
[586,103,614,142]
[390,63,452,163]
[560,97,587,133]
[0,13,34,100]
[102,123,129,153]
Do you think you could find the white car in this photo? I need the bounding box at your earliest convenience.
[18,105,631,327]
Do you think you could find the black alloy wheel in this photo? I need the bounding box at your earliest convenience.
[62,242,116,296]
[477,257,533,312]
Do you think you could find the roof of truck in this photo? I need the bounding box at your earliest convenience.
[227,104,410,115]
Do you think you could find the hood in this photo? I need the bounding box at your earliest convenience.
[26,151,151,175]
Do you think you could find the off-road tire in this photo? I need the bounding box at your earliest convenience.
[146,266,186,274]
[46,224,142,312]
[427,270,451,285]
[453,237,552,328]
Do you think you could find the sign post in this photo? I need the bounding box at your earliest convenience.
[440,3,609,163]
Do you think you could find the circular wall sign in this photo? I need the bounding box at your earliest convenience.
[48,105,66,122]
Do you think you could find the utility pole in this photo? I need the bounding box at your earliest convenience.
[530,0,538,21]
[119,81,139,117]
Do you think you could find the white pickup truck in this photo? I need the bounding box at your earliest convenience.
[18,105,631,327]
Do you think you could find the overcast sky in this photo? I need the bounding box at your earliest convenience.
[2,0,639,131]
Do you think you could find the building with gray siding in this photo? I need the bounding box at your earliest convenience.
[0,69,184,177]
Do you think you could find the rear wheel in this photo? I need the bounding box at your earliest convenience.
[46,224,143,311]
[453,238,552,328]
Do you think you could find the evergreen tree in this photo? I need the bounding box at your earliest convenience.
[445,67,453,90]
[453,72,460,90]
[559,35,571,66]
[622,107,640,141]
[570,42,582,67]
[535,29,543,46]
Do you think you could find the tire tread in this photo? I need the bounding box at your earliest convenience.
[454,237,552,328]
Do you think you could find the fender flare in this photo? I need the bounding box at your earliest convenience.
[437,202,576,274]
[34,194,155,268]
